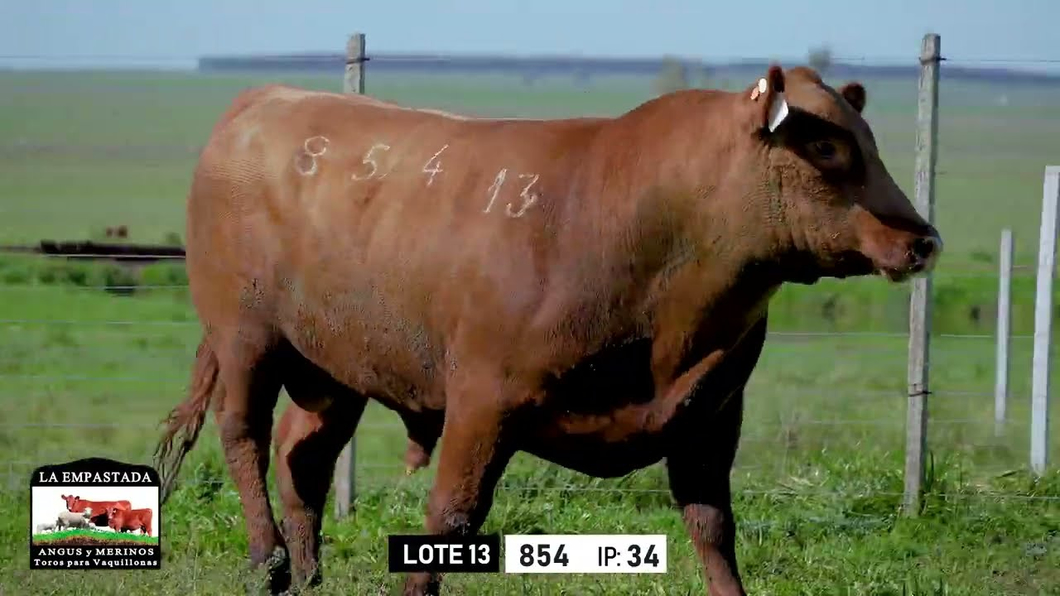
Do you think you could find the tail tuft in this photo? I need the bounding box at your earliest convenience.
[154,339,219,504]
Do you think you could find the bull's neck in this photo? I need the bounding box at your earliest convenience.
[584,90,784,291]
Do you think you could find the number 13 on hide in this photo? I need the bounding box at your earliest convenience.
[503,535,666,574]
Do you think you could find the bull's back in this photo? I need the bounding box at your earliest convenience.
[187,85,604,405]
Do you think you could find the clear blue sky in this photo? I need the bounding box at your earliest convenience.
[2,0,1056,70]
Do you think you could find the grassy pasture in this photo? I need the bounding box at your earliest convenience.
[0,69,1058,594]
[32,528,157,545]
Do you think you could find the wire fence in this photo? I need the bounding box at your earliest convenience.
[4,52,1060,65]
[2,46,1059,521]
[0,272,1055,505]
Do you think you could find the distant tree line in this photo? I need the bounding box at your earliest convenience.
[653,44,838,96]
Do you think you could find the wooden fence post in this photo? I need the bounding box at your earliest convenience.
[333,32,366,519]
[903,33,941,517]
[1031,166,1060,475]
[344,33,367,95]
[995,228,1013,436]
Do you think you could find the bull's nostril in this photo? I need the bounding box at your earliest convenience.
[911,237,937,261]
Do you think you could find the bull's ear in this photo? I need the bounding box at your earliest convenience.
[839,81,866,113]
[746,65,788,134]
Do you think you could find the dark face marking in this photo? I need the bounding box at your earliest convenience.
[751,69,940,283]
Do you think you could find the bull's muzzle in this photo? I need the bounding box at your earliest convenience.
[881,227,942,281]
[909,230,943,274]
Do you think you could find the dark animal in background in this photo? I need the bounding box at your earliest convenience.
[156,65,941,596]
[105,224,129,239]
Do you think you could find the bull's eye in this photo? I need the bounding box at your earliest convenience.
[810,140,837,160]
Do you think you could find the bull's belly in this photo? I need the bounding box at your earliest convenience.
[275,281,447,410]
[279,320,443,412]
[520,430,669,477]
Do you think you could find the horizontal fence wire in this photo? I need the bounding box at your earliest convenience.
[0,416,1001,433]
[3,52,1060,64]
[0,272,1037,291]
[4,467,1055,502]
[0,285,191,291]
[0,374,1019,401]
[0,320,1032,340]
[0,255,1038,268]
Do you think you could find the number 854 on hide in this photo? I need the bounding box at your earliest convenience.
[504,535,667,574]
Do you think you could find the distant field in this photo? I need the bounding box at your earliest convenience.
[1,69,1059,261]
[1,69,1059,594]
[2,67,1059,335]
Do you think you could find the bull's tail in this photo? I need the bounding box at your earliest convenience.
[154,338,220,504]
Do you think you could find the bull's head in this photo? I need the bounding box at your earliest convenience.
[738,65,942,284]
[61,494,79,511]
[107,507,121,520]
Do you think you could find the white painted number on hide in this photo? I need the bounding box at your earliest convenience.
[483,169,540,218]
[422,145,448,186]
[295,135,330,176]
[351,142,392,181]
[508,174,539,218]
[483,168,508,213]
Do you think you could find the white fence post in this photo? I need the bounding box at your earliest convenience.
[333,32,366,519]
[995,228,1013,436]
[903,33,941,517]
[1031,166,1060,475]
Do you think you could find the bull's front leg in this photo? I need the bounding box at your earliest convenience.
[402,368,515,596]
[667,386,746,596]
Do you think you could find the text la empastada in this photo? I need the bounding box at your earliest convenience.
[37,471,154,484]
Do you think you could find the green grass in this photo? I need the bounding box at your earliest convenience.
[32,528,157,544]
[0,271,1057,594]
[0,69,1058,594]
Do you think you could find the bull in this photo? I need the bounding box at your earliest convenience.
[155,65,941,595]
[107,506,154,536]
[62,494,132,529]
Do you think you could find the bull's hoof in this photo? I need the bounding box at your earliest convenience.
[285,565,322,595]
[402,573,439,596]
[244,546,291,596]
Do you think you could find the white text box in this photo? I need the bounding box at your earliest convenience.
[504,534,666,574]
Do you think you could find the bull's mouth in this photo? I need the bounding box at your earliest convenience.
[877,266,921,283]
[874,251,941,283]
[782,250,876,284]
[822,251,876,281]
[784,235,942,285]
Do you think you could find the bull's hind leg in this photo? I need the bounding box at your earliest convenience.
[274,358,368,593]
[403,369,515,596]
[212,331,290,595]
